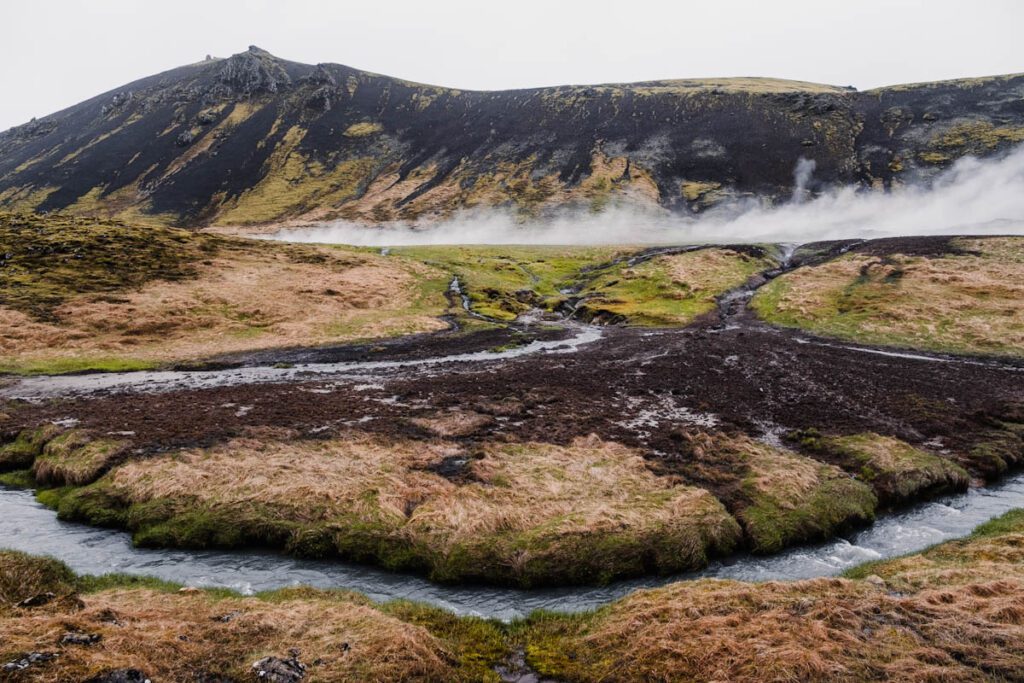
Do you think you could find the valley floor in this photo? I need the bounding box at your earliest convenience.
[2,216,1024,679]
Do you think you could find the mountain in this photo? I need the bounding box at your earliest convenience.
[1,46,1022,228]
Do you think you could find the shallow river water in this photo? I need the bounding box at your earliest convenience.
[4,472,1023,621]
[0,324,602,401]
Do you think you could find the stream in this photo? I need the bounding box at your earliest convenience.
[3,472,1023,621]
[0,323,602,401]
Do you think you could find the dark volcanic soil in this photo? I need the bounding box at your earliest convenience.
[4,302,1021,480]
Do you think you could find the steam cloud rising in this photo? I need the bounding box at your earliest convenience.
[267,146,1024,246]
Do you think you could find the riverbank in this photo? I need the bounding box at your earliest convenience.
[1,471,1022,620]
[3,508,1024,681]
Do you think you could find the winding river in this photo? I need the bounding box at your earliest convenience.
[4,472,1023,621]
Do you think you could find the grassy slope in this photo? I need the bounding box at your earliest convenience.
[4,509,1024,681]
[751,236,1024,357]
[0,213,450,374]
[0,550,507,682]
[0,220,786,374]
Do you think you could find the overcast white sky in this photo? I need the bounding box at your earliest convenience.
[2,0,1021,131]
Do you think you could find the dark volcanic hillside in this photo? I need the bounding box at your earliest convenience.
[1,46,1022,227]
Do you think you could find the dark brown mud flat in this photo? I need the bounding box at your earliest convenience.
[4,315,1020,481]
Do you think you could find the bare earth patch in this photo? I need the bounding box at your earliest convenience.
[58,434,741,586]
[751,236,1024,357]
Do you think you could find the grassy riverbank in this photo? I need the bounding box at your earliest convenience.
[31,434,742,587]
[3,509,1024,681]
[3,417,1017,587]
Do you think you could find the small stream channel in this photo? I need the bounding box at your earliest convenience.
[0,323,603,401]
[3,473,1023,621]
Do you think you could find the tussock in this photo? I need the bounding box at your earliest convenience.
[795,431,970,505]
[667,431,877,553]
[32,430,128,486]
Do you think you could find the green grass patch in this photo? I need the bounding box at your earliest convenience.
[0,355,159,376]
[576,246,776,326]
[391,244,628,321]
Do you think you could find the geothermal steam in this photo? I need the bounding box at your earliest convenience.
[268,145,1024,246]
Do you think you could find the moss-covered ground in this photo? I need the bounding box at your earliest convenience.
[792,430,970,506]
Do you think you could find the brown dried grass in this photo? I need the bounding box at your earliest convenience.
[529,576,1024,682]
[0,588,463,682]
[0,245,446,370]
[525,509,1024,682]
[754,237,1024,356]
[100,434,739,580]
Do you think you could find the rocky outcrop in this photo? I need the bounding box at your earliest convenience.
[217,46,292,95]
[251,652,306,682]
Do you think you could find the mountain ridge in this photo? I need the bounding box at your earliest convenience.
[1,46,1022,228]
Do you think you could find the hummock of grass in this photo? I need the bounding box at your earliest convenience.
[31,430,128,487]
[0,424,63,470]
[0,551,505,682]
[751,236,1024,357]
[53,434,741,586]
[965,426,1024,479]
[794,431,970,505]
[674,432,877,553]
[523,508,1024,682]
[575,247,777,326]
[0,549,78,611]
